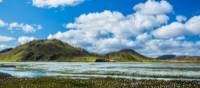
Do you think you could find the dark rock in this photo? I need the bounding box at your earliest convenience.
[95,59,108,62]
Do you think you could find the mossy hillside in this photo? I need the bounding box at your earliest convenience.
[105,49,149,62]
[0,39,150,62]
[0,39,96,61]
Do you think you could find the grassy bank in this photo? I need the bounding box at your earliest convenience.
[0,77,200,88]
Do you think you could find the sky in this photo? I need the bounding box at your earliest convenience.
[0,0,200,57]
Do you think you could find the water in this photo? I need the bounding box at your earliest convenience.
[0,62,200,80]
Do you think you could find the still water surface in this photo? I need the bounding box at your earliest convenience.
[0,62,200,80]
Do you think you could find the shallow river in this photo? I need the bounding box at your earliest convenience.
[0,62,200,80]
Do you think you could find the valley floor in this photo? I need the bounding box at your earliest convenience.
[0,77,200,88]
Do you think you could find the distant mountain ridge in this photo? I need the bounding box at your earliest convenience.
[0,48,13,53]
[156,55,200,60]
[0,39,148,62]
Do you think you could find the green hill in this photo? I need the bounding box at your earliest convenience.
[0,39,150,62]
[105,49,149,62]
[0,39,97,62]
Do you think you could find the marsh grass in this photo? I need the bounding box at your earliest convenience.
[0,77,200,88]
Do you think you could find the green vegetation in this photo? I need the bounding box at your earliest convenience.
[0,39,97,62]
[142,58,200,63]
[105,49,149,62]
[0,39,199,62]
[0,76,200,88]
[0,39,148,62]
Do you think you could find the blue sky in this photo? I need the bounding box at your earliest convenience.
[0,0,200,57]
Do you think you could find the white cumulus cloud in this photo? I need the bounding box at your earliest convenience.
[153,15,200,39]
[185,16,200,35]
[142,39,200,57]
[134,0,173,15]
[152,22,187,39]
[18,36,36,45]
[48,0,171,54]
[0,19,7,27]
[8,22,42,33]
[0,35,14,42]
[136,33,152,42]
[32,0,85,8]
[48,0,200,57]
[176,15,187,22]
